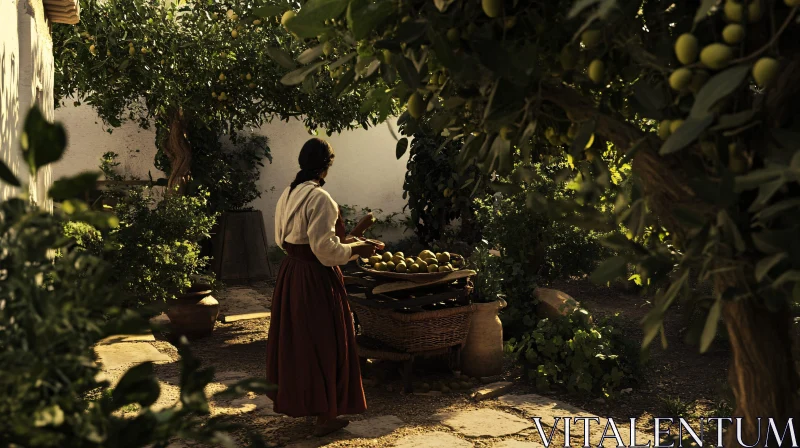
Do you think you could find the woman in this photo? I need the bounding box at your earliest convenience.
[266,138,378,437]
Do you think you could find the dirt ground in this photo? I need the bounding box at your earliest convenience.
[141,277,746,447]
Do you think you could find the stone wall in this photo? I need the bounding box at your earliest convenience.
[1,0,56,211]
[51,104,412,243]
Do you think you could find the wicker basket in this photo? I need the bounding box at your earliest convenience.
[350,301,475,353]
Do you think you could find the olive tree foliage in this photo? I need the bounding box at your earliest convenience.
[271,0,800,442]
[53,0,383,192]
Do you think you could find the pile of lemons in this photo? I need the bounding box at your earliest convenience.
[368,249,461,274]
[660,0,785,142]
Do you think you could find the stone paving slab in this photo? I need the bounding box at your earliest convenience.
[344,415,404,438]
[212,394,281,417]
[499,394,651,446]
[97,332,155,345]
[434,408,533,438]
[472,381,513,401]
[221,287,269,315]
[392,432,473,447]
[94,342,172,370]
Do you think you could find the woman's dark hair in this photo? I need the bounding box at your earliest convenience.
[289,138,335,191]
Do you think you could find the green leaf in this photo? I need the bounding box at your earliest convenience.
[690,65,751,119]
[641,310,664,349]
[631,80,669,118]
[710,109,755,132]
[48,171,101,201]
[112,362,161,409]
[252,5,286,18]
[428,29,461,72]
[265,47,297,70]
[734,167,784,191]
[332,67,356,97]
[700,299,722,353]
[773,270,800,288]
[329,52,356,70]
[21,106,67,175]
[347,0,394,41]
[280,61,325,86]
[755,198,800,222]
[396,56,421,89]
[285,0,348,39]
[716,210,745,252]
[660,270,689,313]
[755,253,786,282]
[749,179,785,212]
[568,0,602,18]
[658,115,714,155]
[396,138,409,159]
[752,231,785,254]
[590,256,628,284]
[0,159,21,187]
[297,44,324,64]
[693,0,719,24]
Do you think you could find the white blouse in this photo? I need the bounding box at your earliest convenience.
[274,181,355,267]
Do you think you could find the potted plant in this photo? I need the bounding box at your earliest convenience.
[461,244,507,377]
[165,276,219,339]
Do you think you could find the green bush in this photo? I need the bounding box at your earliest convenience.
[505,311,637,397]
[399,128,484,245]
[75,153,217,307]
[0,107,270,447]
[339,204,403,240]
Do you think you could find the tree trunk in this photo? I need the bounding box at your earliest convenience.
[162,110,192,194]
[722,298,798,447]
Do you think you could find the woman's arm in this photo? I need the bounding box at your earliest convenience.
[307,193,354,267]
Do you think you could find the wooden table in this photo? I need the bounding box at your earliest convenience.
[342,266,475,393]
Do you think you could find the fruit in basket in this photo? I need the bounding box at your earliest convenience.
[439,265,453,273]
[404,257,415,265]
[419,250,436,260]
[437,252,451,263]
[416,258,428,270]
[396,262,408,273]
[374,262,387,271]
[451,257,461,267]
[409,263,420,273]
[395,251,405,259]
[386,261,396,271]
[382,252,393,262]
[427,264,439,273]
[368,255,381,265]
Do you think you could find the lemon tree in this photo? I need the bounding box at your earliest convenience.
[270,0,800,440]
[53,0,382,193]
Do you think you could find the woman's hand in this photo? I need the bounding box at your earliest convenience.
[351,241,377,258]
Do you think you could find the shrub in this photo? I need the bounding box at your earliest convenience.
[399,128,484,245]
[0,107,270,447]
[76,153,217,307]
[505,311,637,397]
[339,204,404,240]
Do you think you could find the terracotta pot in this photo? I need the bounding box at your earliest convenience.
[461,298,507,378]
[166,284,219,339]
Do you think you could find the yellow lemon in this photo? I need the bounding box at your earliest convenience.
[129,46,136,55]
[231,29,239,38]
[382,252,393,262]
[588,59,605,84]
[447,28,460,43]
[405,257,415,265]
[219,73,226,81]
[246,73,252,80]
[658,120,672,140]
[253,19,262,25]
[481,0,502,18]
[407,92,425,119]
[427,264,439,273]
[669,119,684,134]
[396,263,408,273]
[369,255,381,265]
[416,259,428,270]
[752,57,779,88]
[437,252,451,263]
[669,68,693,91]
[439,265,453,273]
[581,29,602,49]
[699,43,733,70]
[674,33,699,65]
[281,10,296,27]
[409,263,420,273]
[722,24,745,44]
[323,41,334,57]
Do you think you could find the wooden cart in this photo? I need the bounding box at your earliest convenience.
[343,267,476,393]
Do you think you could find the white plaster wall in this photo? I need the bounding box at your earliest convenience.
[52,103,411,244]
[1,0,56,211]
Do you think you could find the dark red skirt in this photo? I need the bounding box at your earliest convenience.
[265,243,367,418]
